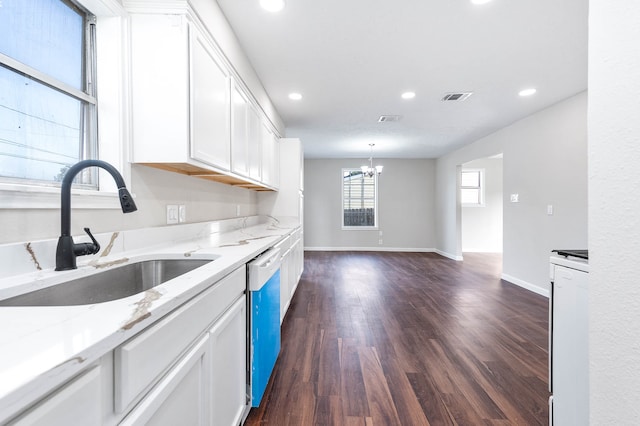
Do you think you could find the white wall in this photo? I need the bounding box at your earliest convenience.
[589,2,640,423]
[436,91,587,293]
[462,157,503,252]
[0,165,258,244]
[304,158,436,250]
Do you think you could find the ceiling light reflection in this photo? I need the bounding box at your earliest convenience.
[260,0,285,12]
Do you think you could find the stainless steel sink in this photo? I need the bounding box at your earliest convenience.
[0,258,213,306]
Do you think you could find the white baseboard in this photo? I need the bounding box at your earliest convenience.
[435,249,464,261]
[304,247,437,253]
[501,273,549,297]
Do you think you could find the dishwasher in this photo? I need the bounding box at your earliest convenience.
[247,247,281,407]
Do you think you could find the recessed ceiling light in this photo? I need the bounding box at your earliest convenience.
[260,0,285,12]
[471,0,492,4]
[401,92,416,100]
[288,92,302,101]
[518,88,537,97]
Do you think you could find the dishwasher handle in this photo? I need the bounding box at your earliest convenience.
[248,248,282,291]
[252,248,281,268]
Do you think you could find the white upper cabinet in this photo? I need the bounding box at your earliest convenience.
[190,30,231,171]
[130,15,230,171]
[248,105,262,182]
[230,82,249,177]
[259,138,303,218]
[260,123,279,189]
[127,3,283,191]
[130,14,190,164]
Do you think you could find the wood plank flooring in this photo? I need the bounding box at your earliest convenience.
[245,252,549,425]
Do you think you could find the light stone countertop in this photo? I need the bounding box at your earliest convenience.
[0,216,300,423]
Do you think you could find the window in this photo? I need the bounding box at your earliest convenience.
[342,169,378,228]
[461,169,484,206]
[0,0,97,187]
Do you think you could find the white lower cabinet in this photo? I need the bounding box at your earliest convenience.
[275,229,304,324]
[209,296,247,426]
[8,366,102,426]
[7,266,248,426]
[116,266,247,426]
[120,336,209,426]
[278,247,292,323]
[289,230,304,299]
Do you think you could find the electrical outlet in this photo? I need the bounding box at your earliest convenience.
[547,205,554,215]
[378,239,383,245]
[178,205,186,223]
[236,204,241,217]
[166,205,179,225]
[510,193,519,203]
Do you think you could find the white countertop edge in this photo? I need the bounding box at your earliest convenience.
[0,216,300,422]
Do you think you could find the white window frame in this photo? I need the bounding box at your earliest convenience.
[0,0,130,209]
[461,168,485,207]
[341,168,379,230]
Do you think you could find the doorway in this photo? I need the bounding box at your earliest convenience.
[460,155,503,254]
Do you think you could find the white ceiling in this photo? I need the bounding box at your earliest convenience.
[216,0,588,159]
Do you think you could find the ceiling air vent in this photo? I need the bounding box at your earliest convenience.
[378,115,402,123]
[441,92,473,102]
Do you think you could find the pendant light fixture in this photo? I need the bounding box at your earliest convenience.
[361,143,383,177]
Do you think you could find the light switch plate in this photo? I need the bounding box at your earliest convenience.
[178,205,186,223]
[510,194,519,203]
[166,205,179,225]
[547,205,554,215]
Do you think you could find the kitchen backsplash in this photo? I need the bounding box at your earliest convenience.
[0,216,269,283]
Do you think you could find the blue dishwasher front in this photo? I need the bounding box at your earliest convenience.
[248,248,281,407]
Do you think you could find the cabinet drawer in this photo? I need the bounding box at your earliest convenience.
[290,228,301,243]
[9,366,101,426]
[114,265,245,412]
[274,234,291,253]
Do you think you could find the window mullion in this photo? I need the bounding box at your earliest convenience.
[0,53,96,105]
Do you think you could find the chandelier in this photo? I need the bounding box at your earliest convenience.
[361,143,383,177]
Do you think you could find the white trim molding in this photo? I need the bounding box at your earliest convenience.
[435,249,464,261]
[304,247,437,253]
[501,273,549,297]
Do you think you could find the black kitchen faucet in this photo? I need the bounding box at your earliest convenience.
[55,160,137,271]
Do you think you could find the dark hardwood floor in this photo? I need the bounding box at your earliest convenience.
[245,251,549,425]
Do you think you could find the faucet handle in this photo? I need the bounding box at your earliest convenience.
[73,227,101,256]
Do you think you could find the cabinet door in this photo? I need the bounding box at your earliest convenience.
[271,133,280,189]
[190,28,231,170]
[130,14,190,163]
[231,83,250,177]
[247,105,262,181]
[209,296,247,426]
[279,248,292,323]
[120,336,209,426]
[291,236,303,297]
[260,124,279,188]
[9,366,101,426]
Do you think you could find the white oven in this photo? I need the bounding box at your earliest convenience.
[549,251,589,426]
